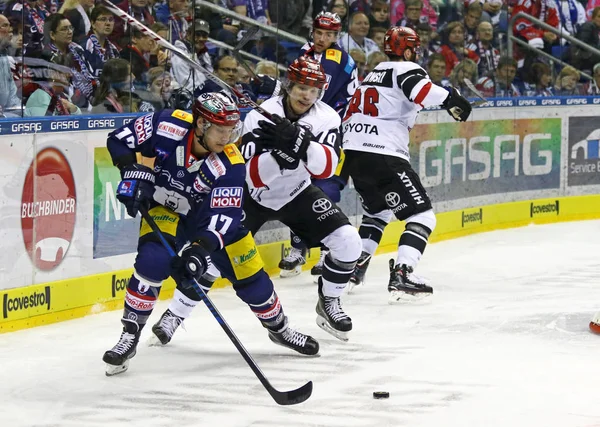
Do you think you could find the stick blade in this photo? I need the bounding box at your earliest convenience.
[269,380,313,405]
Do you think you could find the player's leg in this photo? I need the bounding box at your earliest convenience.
[102,206,178,375]
[278,230,307,278]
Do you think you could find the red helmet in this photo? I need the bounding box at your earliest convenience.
[286,56,327,89]
[192,92,240,127]
[384,26,421,57]
[313,11,342,32]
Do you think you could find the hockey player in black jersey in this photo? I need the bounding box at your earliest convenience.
[342,27,472,302]
[102,93,318,376]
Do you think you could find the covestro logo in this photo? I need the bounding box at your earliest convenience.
[2,286,51,319]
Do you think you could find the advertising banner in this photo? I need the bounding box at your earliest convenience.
[411,118,562,202]
[567,116,600,187]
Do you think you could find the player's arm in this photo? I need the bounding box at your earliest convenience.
[397,68,471,122]
[304,126,341,179]
[107,112,161,168]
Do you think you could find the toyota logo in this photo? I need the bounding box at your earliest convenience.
[312,198,332,213]
[385,192,401,207]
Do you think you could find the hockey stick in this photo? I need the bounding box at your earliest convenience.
[232,26,262,84]
[463,78,488,106]
[101,0,273,120]
[138,207,313,406]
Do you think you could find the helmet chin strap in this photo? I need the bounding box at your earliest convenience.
[194,125,210,151]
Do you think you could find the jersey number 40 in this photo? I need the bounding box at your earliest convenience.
[343,87,380,121]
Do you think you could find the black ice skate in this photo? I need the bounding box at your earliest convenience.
[150,309,184,345]
[315,277,352,342]
[388,259,433,304]
[279,247,306,278]
[103,319,141,376]
[310,249,328,283]
[268,317,320,356]
[348,251,372,292]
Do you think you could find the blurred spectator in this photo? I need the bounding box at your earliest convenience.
[9,18,23,57]
[438,21,479,76]
[556,0,586,44]
[348,0,370,14]
[524,62,554,95]
[463,2,483,45]
[482,0,505,29]
[141,66,173,109]
[149,22,169,68]
[571,6,600,72]
[396,0,428,30]
[25,55,80,116]
[197,54,259,103]
[0,16,21,116]
[120,27,157,86]
[4,0,49,55]
[82,6,120,79]
[392,0,438,30]
[416,22,435,67]
[365,50,387,74]
[512,0,559,57]
[172,19,212,93]
[554,65,583,94]
[247,0,270,26]
[369,26,386,51]
[476,56,521,97]
[111,0,155,49]
[237,62,253,84]
[268,0,310,35]
[328,0,349,31]
[59,0,94,44]
[250,36,287,64]
[468,21,500,78]
[427,53,447,85]
[349,48,366,80]
[155,0,190,44]
[255,59,278,77]
[91,57,153,112]
[584,62,600,94]
[448,58,479,95]
[338,12,380,57]
[44,13,95,105]
[368,0,390,29]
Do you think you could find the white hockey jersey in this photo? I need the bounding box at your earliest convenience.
[242,96,342,211]
[342,60,449,161]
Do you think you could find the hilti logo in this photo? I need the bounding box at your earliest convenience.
[398,172,425,205]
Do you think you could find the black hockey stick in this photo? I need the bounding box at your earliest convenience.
[463,78,488,106]
[139,207,313,406]
[101,0,273,120]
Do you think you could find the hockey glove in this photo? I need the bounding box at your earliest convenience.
[442,87,472,122]
[116,164,156,218]
[170,243,212,287]
[256,114,313,162]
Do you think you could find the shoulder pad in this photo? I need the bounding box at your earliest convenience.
[171,109,193,123]
[223,144,245,165]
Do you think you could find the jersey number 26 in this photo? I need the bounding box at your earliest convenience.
[343,87,380,121]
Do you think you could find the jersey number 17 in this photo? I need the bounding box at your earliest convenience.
[343,87,380,121]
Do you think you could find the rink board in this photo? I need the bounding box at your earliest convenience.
[2,101,600,332]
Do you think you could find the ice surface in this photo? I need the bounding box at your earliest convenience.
[2,220,600,427]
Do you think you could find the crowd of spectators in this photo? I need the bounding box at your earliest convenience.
[1,0,600,118]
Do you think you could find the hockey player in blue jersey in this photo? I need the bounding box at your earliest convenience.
[279,11,359,281]
[102,93,318,376]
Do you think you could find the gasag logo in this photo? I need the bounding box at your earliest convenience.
[21,147,76,270]
[2,286,51,319]
[530,200,559,217]
[461,208,483,227]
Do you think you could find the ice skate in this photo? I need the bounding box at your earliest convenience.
[315,277,352,341]
[268,317,320,356]
[387,259,433,304]
[103,319,140,376]
[278,247,306,278]
[150,309,184,345]
[348,251,372,293]
[310,249,328,283]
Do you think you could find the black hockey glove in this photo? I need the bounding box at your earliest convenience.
[116,164,155,218]
[442,87,472,122]
[170,243,212,287]
[256,114,313,162]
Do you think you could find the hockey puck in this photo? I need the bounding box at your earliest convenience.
[373,391,390,399]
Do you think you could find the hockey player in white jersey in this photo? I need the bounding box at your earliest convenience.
[240,56,362,341]
[342,27,472,302]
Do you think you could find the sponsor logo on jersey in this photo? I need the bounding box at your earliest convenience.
[172,109,193,123]
[530,200,559,217]
[312,198,332,213]
[398,172,425,205]
[21,147,76,270]
[125,292,154,311]
[461,208,483,227]
[233,246,258,266]
[223,144,245,165]
[193,175,211,193]
[206,153,227,178]
[134,113,154,144]
[325,48,342,64]
[385,192,408,213]
[211,186,243,208]
[157,122,187,140]
[2,286,51,319]
[344,122,379,135]
[111,274,129,298]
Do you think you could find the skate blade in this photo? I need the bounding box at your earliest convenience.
[280,266,302,278]
[346,281,363,294]
[388,290,432,304]
[147,333,166,347]
[105,361,130,376]
[316,314,349,342]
